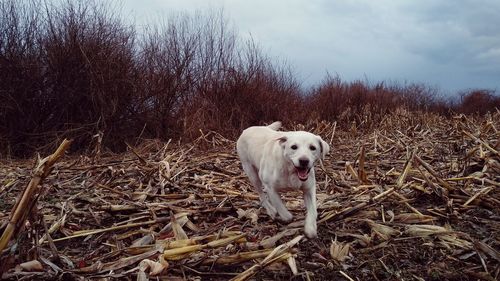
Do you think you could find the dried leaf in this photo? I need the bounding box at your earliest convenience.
[139,258,168,276]
[132,234,155,247]
[18,260,43,272]
[330,239,350,263]
[287,255,298,275]
[350,233,372,247]
[170,213,188,240]
[236,208,259,224]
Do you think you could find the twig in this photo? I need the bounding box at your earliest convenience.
[463,186,494,207]
[51,217,170,243]
[340,270,355,281]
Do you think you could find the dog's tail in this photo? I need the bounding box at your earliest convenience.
[267,121,282,131]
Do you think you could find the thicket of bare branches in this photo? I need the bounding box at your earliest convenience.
[307,75,454,127]
[0,0,498,157]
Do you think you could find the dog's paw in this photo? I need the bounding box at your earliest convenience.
[304,227,317,239]
[278,210,293,223]
[262,204,277,220]
[304,221,318,239]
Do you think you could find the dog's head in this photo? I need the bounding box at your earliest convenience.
[278,131,330,181]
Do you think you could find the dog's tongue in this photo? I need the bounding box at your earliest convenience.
[297,168,309,180]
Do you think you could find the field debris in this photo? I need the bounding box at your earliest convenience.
[1,111,499,280]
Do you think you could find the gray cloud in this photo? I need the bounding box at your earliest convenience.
[122,0,500,94]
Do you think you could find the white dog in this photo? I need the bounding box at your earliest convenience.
[236,121,329,238]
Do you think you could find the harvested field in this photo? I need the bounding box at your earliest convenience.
[1,110,499,280]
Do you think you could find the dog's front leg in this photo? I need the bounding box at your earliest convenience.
[264,185,293,222]
[303,184,318,238]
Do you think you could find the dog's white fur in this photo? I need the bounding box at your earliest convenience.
[236,121,330,238]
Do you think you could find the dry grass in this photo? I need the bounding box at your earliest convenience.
[1,110,499,280]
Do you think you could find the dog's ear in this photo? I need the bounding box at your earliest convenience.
[277,136,287,147]
[317,136,330,160]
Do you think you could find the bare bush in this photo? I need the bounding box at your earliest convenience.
[136,12,200,140]
[457,89,500,115]
[0,1,497,158]
[1,0,138,156]
[307,74,453,130]
[41,0,138,151]
[0,0,44,156]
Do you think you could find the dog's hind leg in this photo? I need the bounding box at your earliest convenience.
[241,162,277,218]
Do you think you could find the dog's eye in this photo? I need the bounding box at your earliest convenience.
[291,145,298,150]
[310,145,316,151]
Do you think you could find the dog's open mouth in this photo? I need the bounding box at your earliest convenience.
[295,167,310,181]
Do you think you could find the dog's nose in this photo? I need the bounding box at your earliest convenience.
[299,159,309,167]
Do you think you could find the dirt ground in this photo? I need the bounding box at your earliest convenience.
[1,111,499,280]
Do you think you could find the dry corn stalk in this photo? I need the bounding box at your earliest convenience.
[404,224,473,250]
[259,228,298,249]
[0,139,71,252]
[474,240,500,263]
[163,234,246,260]
[345,162,358,180]
[200,249,274,265]
[161,239,197,250]
[76,249,162,273]
[319,185,396,224]
[405,224,451,237]
[438,233,472,250]
[396,149,414,188]
[230,235,303,281]
[462,130,499,156]
[415,156,452,190]
[463,186,494,207]
[1,113,498,279]
[358,145,369,184]
[38,213,68,244]
[366,220,400,240]
[192,231,245,243]
[394,213,435,224]
[51,217,170,243]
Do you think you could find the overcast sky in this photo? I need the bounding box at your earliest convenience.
[121,0,500,95]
